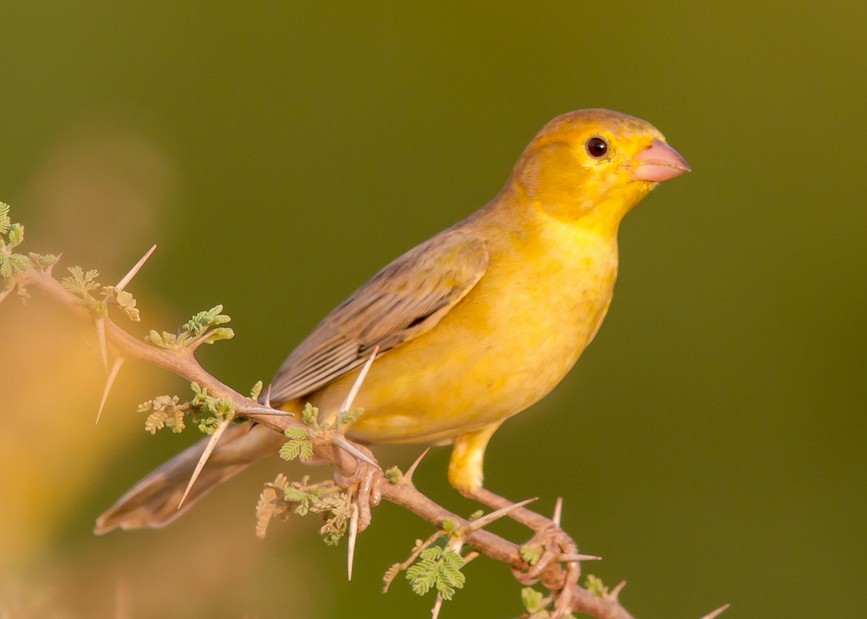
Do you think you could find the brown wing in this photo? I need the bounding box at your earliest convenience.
[268,227,489,404]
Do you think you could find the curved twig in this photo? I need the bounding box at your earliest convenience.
[16,262,715,619]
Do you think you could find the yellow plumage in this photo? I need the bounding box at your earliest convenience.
[96,109,689,532]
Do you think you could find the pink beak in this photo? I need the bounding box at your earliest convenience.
[632,139,691,182]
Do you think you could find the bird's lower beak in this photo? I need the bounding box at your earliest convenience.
[631,139,691,182]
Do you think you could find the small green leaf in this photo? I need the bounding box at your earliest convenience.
[521,587,546,613]
[61,266,100,298]
[338,407,364,425]
[198,416,220,434]
[435,551,465,600]
[109,288,140,322]
[145,410,168,434]
[202,327,234,345]
[183,305,230,336]
[279,434,314,462]
[250,380,264,400]
[405,546,467,601]
[383,466,403,484]
[406,563,435,596]
[0,202,10,234]
[145,330,165,347]
[28,252,59,270]
[301,403,319,426]
[279,429,315,461]
[520,544,543,566]
[0,256,12,279]
[284,426,310,440]
[584,574,609,598]
[140,395,185,434]
[153,394,180,409]
[0,254,27,278]
[7,223,24,248]
[283,486,321,516]
[8,253,28,272]
[166,407,186,433]
[441,518,460,535]
[213,398,235,420]
[315,490,351,545]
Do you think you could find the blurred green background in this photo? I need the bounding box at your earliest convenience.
[1,2,865,618]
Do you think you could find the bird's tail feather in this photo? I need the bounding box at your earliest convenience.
[94,421,283,534]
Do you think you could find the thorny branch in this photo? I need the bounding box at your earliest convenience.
[9,258,727,619]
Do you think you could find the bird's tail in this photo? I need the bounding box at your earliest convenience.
[94,421,284,534]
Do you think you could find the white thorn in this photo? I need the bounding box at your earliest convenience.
[178,418,231,509]
[465,497,537,532]
[264,383,272,408]
[339,346,379,414]
[559,553,601,562]
[552,496,563,527]
[95,318,108,372]
[698,604,730,619]
[241,404,294,417]
[404,447,431,482]
[347,502,359,581]
[96,357,124,424]
[116,244,156,292]
[333,435,380,469]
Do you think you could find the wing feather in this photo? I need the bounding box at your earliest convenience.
[269,227,488,404]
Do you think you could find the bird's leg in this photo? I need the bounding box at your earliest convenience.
[448,424,501,493]
[468,487,579,580]
[450,428,581,594]
[450,425,565,531]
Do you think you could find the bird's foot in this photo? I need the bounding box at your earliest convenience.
[331,439,383,532]
[468,487,586,615]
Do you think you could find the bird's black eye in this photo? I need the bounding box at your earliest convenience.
[585,136,609,158]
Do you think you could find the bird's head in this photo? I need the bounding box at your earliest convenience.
[512,109,690,227]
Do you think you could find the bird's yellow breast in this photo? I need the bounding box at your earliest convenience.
[313,209,620,445]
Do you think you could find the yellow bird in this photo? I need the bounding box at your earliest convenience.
[96,109,689,533]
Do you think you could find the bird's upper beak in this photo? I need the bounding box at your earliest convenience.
[631,139,691,182]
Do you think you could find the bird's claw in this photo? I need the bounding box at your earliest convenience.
[332,442,382,532]
[509,519,582,618]
[514,523,578,583]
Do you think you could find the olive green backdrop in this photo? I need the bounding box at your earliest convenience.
[1,2,865,618]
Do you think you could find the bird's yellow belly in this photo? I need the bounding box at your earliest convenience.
[312,228,619,445]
